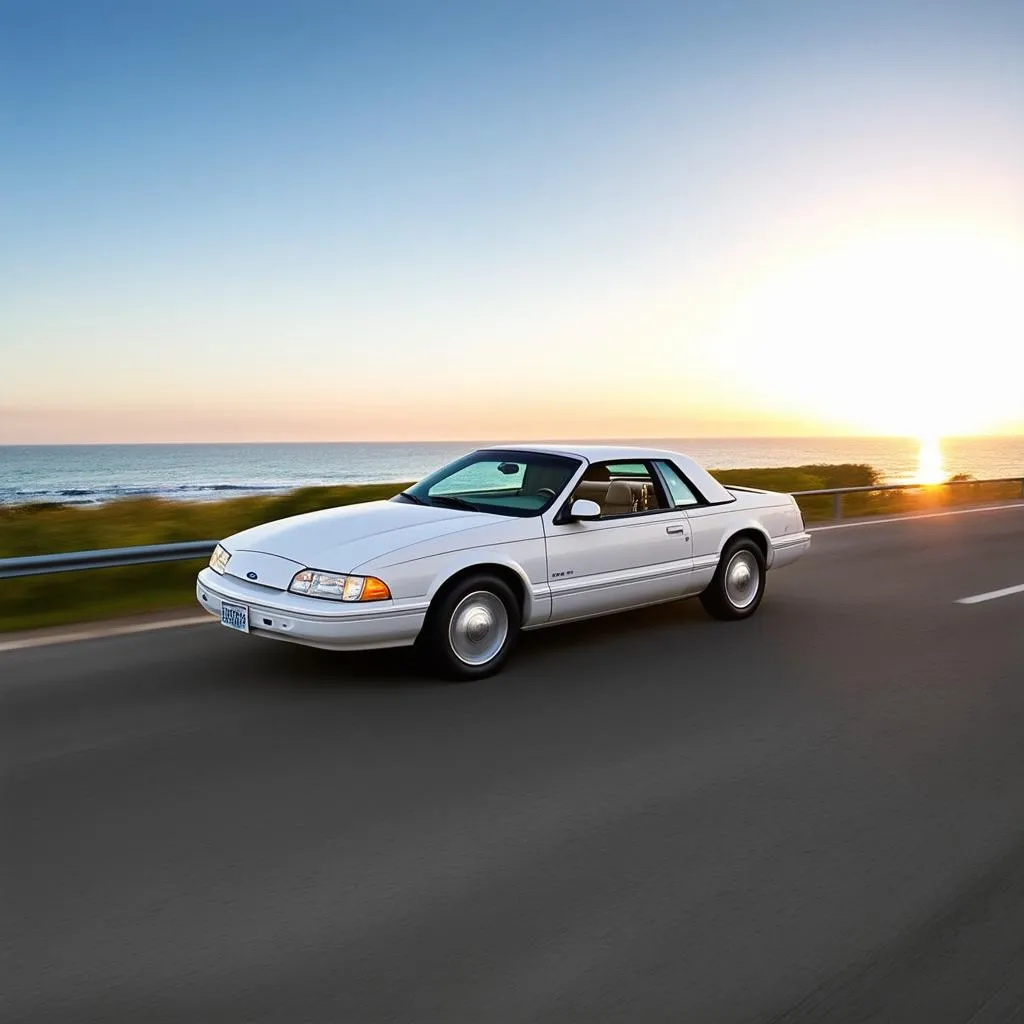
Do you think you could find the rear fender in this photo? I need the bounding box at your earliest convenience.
[719,521,775,568]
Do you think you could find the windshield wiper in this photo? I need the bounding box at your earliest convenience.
[429,495,479,511]
[398,491,426,505]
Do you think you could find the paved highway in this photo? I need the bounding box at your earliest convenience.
[4,504,1024,1023]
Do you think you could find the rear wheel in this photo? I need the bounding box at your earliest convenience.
[419,573,521,680]
[699,537,766,620]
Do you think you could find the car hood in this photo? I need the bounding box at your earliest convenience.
[223,499,506,574]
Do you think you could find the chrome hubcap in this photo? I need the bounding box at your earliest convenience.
[725,551,760,608]
[448,591,509,666]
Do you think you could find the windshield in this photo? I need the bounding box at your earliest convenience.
[395,449,581,517]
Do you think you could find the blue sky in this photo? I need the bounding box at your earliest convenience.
[2,0,1022,442]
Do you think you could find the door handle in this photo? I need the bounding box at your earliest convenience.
[666,525,688,536]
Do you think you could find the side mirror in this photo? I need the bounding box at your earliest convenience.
[569,498,602,521]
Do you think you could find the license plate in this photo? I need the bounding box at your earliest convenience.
[220,602,249,633]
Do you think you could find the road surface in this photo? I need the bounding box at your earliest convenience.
[4,504,1024,1022]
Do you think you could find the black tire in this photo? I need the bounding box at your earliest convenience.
[699,536,766,621]
[418,573,521,681]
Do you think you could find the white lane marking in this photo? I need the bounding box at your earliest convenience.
[0,615,215,653]
[808,503,1024,533]
[956,584,1024,606]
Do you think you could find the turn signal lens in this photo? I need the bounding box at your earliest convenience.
[359,576,391,602]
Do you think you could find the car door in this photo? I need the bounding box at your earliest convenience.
[543,460,694,623]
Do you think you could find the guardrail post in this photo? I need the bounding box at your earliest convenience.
[833,492,842,519]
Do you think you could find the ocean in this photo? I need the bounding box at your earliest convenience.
[1,437,1022,507]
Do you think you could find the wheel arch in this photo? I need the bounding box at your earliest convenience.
[425,555,533,621]
[719,524,773,567]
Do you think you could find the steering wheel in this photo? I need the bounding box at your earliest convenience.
[535,487,557,499]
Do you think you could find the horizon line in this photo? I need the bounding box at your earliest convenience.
[3,433,1023,447]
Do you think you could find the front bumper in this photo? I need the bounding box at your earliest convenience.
[196,568,427,651]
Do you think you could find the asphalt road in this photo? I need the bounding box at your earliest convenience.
[4,504,1024,1023]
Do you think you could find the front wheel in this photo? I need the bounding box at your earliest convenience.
[419,573,521,680]
[699,537,766,620]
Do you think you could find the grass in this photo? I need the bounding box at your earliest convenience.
[2,465,1019,633]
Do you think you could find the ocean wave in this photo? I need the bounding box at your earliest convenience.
[0,482,299,507]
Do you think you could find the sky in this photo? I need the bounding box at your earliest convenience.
[2,0,1022,443]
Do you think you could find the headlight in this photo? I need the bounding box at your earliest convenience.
[288,570,391,602]
[209,544,231,574]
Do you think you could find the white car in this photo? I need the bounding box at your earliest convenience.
[196,445,811,680]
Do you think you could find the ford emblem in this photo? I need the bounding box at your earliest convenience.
[246,571,258,580]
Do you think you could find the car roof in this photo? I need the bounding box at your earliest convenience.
[482,441,685,461]
[478,442,735,503]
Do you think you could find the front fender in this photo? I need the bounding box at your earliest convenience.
[425,550,544,625]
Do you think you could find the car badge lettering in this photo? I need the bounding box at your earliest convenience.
[247,571,258,580]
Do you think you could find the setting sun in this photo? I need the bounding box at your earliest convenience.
[916,436,946,484]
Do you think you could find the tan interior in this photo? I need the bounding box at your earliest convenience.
[571,478,662,516]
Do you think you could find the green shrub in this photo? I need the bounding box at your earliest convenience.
[711,463,878,492]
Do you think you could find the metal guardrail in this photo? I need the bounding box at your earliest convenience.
[0,541,217,580]
[0,476,1021,580]
[794,475,1024,520]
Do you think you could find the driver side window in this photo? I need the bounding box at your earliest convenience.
[571,461,667,518]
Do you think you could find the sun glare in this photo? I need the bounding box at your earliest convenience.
[916,436,945,484]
